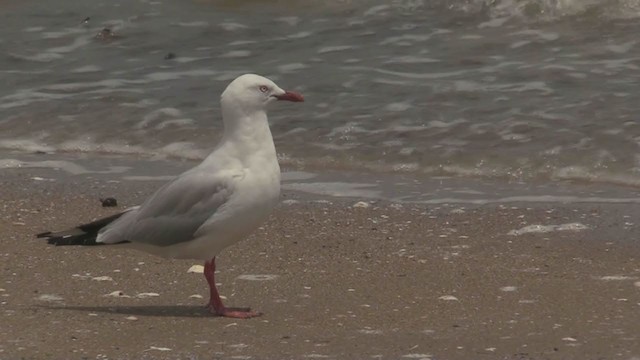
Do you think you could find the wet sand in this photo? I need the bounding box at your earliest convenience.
[1,168,640,359]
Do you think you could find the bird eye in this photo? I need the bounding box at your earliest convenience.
[259,85,269,93]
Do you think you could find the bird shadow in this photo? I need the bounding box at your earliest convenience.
[40,304,214,318]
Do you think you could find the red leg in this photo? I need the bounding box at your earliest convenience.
[203,257,261,319]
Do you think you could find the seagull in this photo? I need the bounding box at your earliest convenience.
[37,74,304,319]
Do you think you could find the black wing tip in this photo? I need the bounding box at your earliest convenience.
[39,232,130,246]
[37,227,97,246]
[44,235,101,246]
[37,211,129,246]
[46,237,64,246]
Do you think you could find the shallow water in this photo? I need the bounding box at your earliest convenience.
[2,0,640,188]
[4,152,640,205]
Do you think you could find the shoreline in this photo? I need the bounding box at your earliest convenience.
[1,164,640,359]
[4,150,640,207]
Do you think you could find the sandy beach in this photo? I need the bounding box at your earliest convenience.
[1,166,640,360]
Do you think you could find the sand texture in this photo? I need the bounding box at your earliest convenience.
[1,169,640,359]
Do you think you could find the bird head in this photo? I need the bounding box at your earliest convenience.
[221,74,304,115]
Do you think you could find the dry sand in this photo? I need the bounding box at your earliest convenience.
[1,168,640,359]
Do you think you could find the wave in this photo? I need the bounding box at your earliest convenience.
[4,137,640,189]
[435,0,640,22]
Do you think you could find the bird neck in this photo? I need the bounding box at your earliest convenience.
[219,109,278,165]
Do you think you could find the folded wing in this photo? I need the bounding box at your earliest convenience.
[98,169,235,247]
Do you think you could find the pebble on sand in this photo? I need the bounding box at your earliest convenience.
[401,354,433,359]
[146,346,172,351]
[508,223,588,236]
[136,292,160,298]
[236,274,279,281]
[100,197,118,207]
[37,294,63,302]
[188,265,204,273]
[438,295,459,301]
[353,201,371,208]
[598,275,637,281]
[91,276,113,282]
[104,291,129,298]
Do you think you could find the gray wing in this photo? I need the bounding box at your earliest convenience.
[98,169,234,247]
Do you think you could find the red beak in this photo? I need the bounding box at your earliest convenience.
[275,91,304,102]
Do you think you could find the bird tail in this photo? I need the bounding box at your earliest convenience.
[37,212,129,246]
